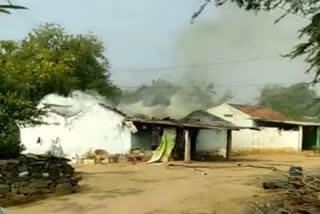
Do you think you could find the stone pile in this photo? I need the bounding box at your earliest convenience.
[0,154,81,205]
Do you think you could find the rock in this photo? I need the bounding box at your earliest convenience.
[72,185,81,193]
[56,177,70,184]
[64,165,75,175]
[24,154,40,160]
[2,169,18,178]
[0,185,10,194]
[19,186,40,194]
[42,172,49,177]
[17,165,28,172]
[0,153,79,200]
[18,171,29,177]
[38,188,52,194]
[18,155,30,164]
[289,166,303,177]
[29,179,49,188]
[55,183,73,195]
[70,174,82,184]
[30,161,46,166]
[263,181,288,190]
[11,194,29,203]
[12,181,31,188]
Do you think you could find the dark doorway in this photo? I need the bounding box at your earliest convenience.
[189,129,199,160]
[302,126,318,150]
[172,128,199,161]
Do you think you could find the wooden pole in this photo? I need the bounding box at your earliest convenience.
[298,126,303,151]
[226,129,232,160]
[184,130,191,163]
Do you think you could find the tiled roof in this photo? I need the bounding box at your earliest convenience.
[230,104,288,121]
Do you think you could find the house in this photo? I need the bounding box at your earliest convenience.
[22,102,255,161]
[20,104,135,158]
[127,110,252,160]
[207,103,320,152]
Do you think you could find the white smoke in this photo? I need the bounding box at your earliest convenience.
[39,91,114,117]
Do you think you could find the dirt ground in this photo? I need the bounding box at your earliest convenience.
[6,154,320,214]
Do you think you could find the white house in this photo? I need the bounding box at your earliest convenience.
[207,103,320,152]
[20,104,136,158]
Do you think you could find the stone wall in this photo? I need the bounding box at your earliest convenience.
[0,154,81,205]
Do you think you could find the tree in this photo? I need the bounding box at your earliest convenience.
[0,23,121,102]
[0,0,27,14]
[257,83,320,120]
[192,1,320,83]
[0,24,120,158]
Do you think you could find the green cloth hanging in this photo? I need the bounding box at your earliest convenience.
[148,128,176,163]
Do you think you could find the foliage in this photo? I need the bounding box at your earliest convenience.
[257,83,320,120]
[0,93,45,159]
[0,0,27,14]
[0,23,120,158]
[192,1,320,83]
[0,24,121,102]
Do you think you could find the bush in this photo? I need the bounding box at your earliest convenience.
[0,123,25,159]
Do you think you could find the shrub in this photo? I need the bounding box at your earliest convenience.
[0,123,25,159]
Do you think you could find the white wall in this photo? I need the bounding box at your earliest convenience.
[208,103,254,127]
[21,105,132,158]
[62,105,132,157]
[196,129,227,152]
[207,104,301,151]
[232,128,300,151]
[20,113,66,155]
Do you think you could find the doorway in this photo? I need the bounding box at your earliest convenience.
[302,126,319,150]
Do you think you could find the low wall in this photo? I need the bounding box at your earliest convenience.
[0,154,81,205]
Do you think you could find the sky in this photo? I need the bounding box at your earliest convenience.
[0,0,315,103]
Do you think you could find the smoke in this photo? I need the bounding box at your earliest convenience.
[37,4,312,119]
[39,90,114,117]
[118,79,232,119]
[116,4,311,118]
[176,3,310,103]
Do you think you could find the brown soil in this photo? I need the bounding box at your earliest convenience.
[6,154,320,214]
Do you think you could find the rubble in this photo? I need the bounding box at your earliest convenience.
[249,166,320,214]
[0,154,81,206]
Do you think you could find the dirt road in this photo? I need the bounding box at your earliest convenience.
[6,154,320,214]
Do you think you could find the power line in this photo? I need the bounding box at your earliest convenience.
[111,57,283,73]
[118,83,299,89]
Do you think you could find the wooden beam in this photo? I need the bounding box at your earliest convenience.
[226,129,232,160]
[184,130,191,163]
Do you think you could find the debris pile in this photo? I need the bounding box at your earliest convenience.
[249,166,320,214]
[127,149,153,164]
[0,154,81,206]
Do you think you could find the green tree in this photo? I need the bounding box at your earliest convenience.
[0,23,121,102]
[193,1,320,83]
[0,24,120,158]
[258,83,320,120]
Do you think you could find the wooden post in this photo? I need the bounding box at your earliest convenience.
[184,130,191,163]
[298,126,303,151]
[226,129,232,160]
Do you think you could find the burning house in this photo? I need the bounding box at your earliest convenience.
[20,103,251,161]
